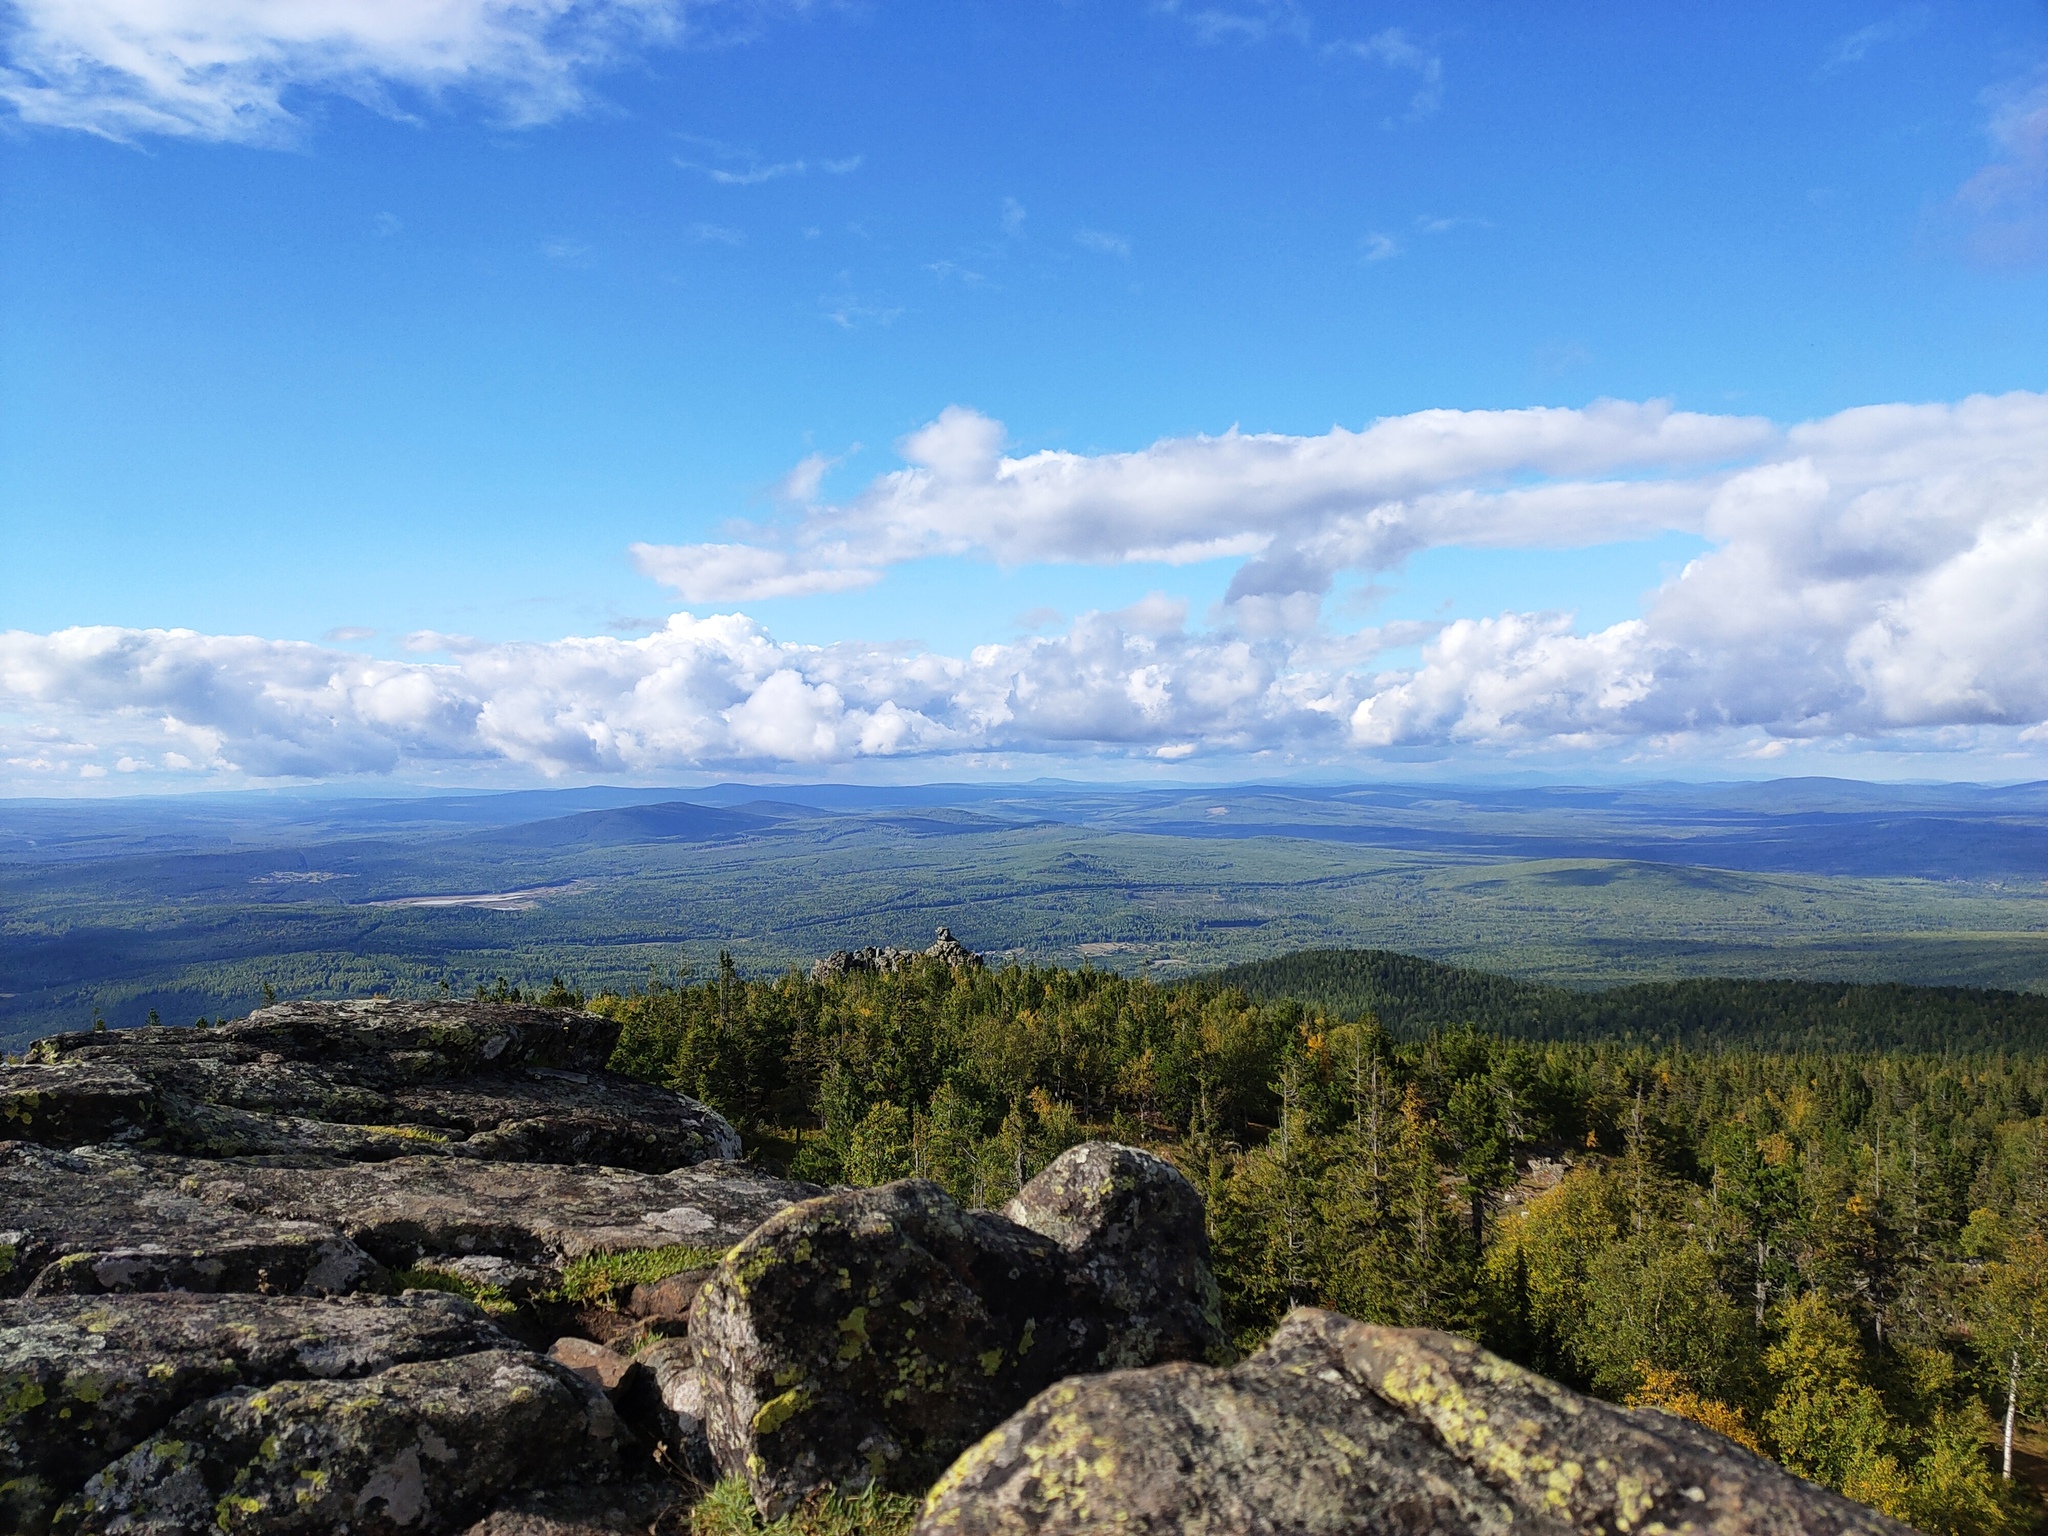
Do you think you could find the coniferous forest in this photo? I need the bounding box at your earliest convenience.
[587,953,2048,1536]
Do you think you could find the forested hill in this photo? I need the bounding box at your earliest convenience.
[1211,948,2048,1053]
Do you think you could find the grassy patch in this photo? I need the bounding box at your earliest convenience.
[393,1266,516,1315]
[554,1244,731,1307]
[358,1123,449,1143]
[690,1476,920,1536]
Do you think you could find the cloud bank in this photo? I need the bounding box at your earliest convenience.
[0,0,760,142]
[7,391,2048,784]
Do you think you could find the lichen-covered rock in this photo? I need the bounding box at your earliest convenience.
[1337,1323,1909,1536]
[56,1348,624,1536]
[1003,1143,1226,1369]
[0,1142,383,1300]
[917,1308,1913,1536]
[1,1291,507,1535]
[693,1170,1204,1518]
[12,1000,740,1172]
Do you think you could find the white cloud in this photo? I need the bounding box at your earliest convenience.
[0,0,751,144]
[1820,7,1927,75]
[633,397,1772,613]
[8,391,2048,781]
[1331,27,1442,122]
[1958,68,2048,267]
[1360,232,1400,262]
[1074,228,1131,258]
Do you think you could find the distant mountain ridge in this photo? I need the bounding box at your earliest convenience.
[1212,947,2048,1053]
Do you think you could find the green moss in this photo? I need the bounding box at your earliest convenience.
[554,1244,730,1307]
[357,1123,449,1143]
[393,1266,517,1316]
[690,1474,919,1536]
[0,1242,13,1278]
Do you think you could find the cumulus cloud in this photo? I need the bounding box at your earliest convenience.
[7,391,2048,781]
[0,0,760,143]
[634,397,1773,617]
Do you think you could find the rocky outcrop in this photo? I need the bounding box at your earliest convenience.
[917,1308,1912,1536]
[10,999,740,1171]
[810,927,982,983]
[0,1000,808,1535]
[690,1144,1223,1517]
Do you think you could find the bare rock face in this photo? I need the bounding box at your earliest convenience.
[1,1291,506,1534]
[59,1347,624,1536]
[10,999,740,1171]
[916,1309,1914,1536]
[181,1154,817,1273]
[691,1145,1220,1518]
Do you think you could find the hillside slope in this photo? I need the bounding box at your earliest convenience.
[1212,947,2048,1053]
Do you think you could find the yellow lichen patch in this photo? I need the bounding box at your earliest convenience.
[753,1385,813,1437]
[5,1377,50,1420]
[977,1348,1004,1376]
[836,1308,871,1362]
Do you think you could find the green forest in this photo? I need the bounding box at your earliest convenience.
[586,953,2048,1535]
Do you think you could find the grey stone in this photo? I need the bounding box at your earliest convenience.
[0,1142,384,1301]
[624,1338,716,1485]
[183,1154,818,1272]
[692,1164,1220,1518]
[1004,1142,1226,1369]
[916,1308,1914,1536]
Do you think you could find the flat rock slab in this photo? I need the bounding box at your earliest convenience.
[0,1142,383,1301]
[2,1142,813,1308]
[1,1291,507,1535]
[183,1155,820,1269]
[59,1347,624,1536]
[917,1309,1914,1536]
[11,1000,740,1172]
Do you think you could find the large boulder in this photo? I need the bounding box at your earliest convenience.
[1003,1142,1226,1369]
[1,1291,506,1534]
[691,1144,1221,1517]
[9,1000,739,1171]
[58,1347,625,1535]
[917,1308,1913,1536]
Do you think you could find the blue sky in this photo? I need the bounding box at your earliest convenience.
[3,1,2047,788]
